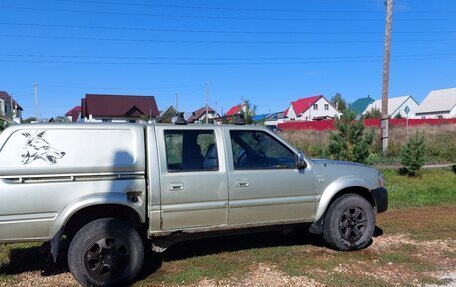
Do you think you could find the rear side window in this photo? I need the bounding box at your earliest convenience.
[230,130,296,170]
[164,130,218,172]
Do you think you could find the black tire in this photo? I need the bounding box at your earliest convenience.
[323,194,375,251]
[68,218,144,287]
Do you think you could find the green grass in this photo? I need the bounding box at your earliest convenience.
[383,168,456,209]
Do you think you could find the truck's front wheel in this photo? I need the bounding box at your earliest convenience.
[68,218,144,286]
[323,194,375,251]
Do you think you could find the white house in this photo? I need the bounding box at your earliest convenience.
[415,88,456,119]
[284,95,341,121]
[362,95,418,118]
[263,112,286,126]
[0,91,23,123]
[187,106,220,124]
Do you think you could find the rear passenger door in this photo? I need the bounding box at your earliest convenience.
[156,127,228,230]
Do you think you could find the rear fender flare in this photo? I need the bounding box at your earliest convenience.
[49,193,145,262]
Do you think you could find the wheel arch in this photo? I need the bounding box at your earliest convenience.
[310,182,376,235]
[49,193,146,262]
[63,203,143,239]
[315,177,377,221]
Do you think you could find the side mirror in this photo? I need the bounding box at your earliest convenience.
[297,151,307,169]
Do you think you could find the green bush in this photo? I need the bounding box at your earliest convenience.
[328,110,375,163]
[400,132,426,176]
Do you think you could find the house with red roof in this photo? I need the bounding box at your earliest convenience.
[225,103,246,117]
[81,94,159,123]
[284,95,341,121]
[65,106,81,122]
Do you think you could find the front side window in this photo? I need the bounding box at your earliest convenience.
[313,104,318,110]
[164,130,218,172]
[230,130,296,170]
[324,104,329,110]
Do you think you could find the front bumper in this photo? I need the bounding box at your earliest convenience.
[371,187,388,213]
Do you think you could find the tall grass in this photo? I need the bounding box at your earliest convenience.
[383,168,456,209]
[281,125,456,164]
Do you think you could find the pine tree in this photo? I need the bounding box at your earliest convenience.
[364,107,382,119]
[328,110,375,163]
[331,93,347,112]
[243,100,257,124]
[400,132,426,176]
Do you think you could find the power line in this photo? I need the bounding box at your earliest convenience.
[56,0,385,13]
[2,52,456,61]
[1,56,455,66]
[2,22,456,35]
[1,6,454,21]
[3,34,456,44]
[38,84,205,90]
[0,6,383,21]
[0,22,378,34]
[56,0,456,14]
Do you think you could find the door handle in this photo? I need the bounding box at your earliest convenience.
[235,180,249,187]
[169,183,184,191]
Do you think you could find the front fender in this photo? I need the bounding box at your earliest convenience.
[315,176,377,221]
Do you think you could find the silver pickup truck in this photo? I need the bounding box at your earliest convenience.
[0,123,387,286]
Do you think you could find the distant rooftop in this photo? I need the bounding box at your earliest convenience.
[284,95,322,117]
[82,94,159,118]
[363,95,416,115]
[350,96,375,116]
[416,88,456,114]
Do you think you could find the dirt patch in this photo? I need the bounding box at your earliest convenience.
[0,271,77,287]
[194,263,323,287]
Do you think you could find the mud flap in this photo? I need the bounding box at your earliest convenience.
[50,227,63,262]
[309,216,325,235]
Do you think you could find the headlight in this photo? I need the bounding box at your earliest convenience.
[378,172,385,187]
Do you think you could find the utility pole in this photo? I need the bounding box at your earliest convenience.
[205,82,210,124]
[34,83,40,122]
[381,0,393,154]
[175,93,179,111]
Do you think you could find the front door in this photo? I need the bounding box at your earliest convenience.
[226,129,316,225]
[157,127,228,230]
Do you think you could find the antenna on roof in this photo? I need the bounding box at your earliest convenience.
[174,112,187,125]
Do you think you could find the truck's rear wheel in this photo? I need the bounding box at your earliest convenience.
[323,194,375,251]
[68,218,144,286]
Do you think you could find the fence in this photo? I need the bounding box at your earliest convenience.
[278,118,456,131]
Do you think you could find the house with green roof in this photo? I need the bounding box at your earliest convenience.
[349,96,375,118]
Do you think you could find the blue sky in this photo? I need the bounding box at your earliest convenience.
[1,0,456,118]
